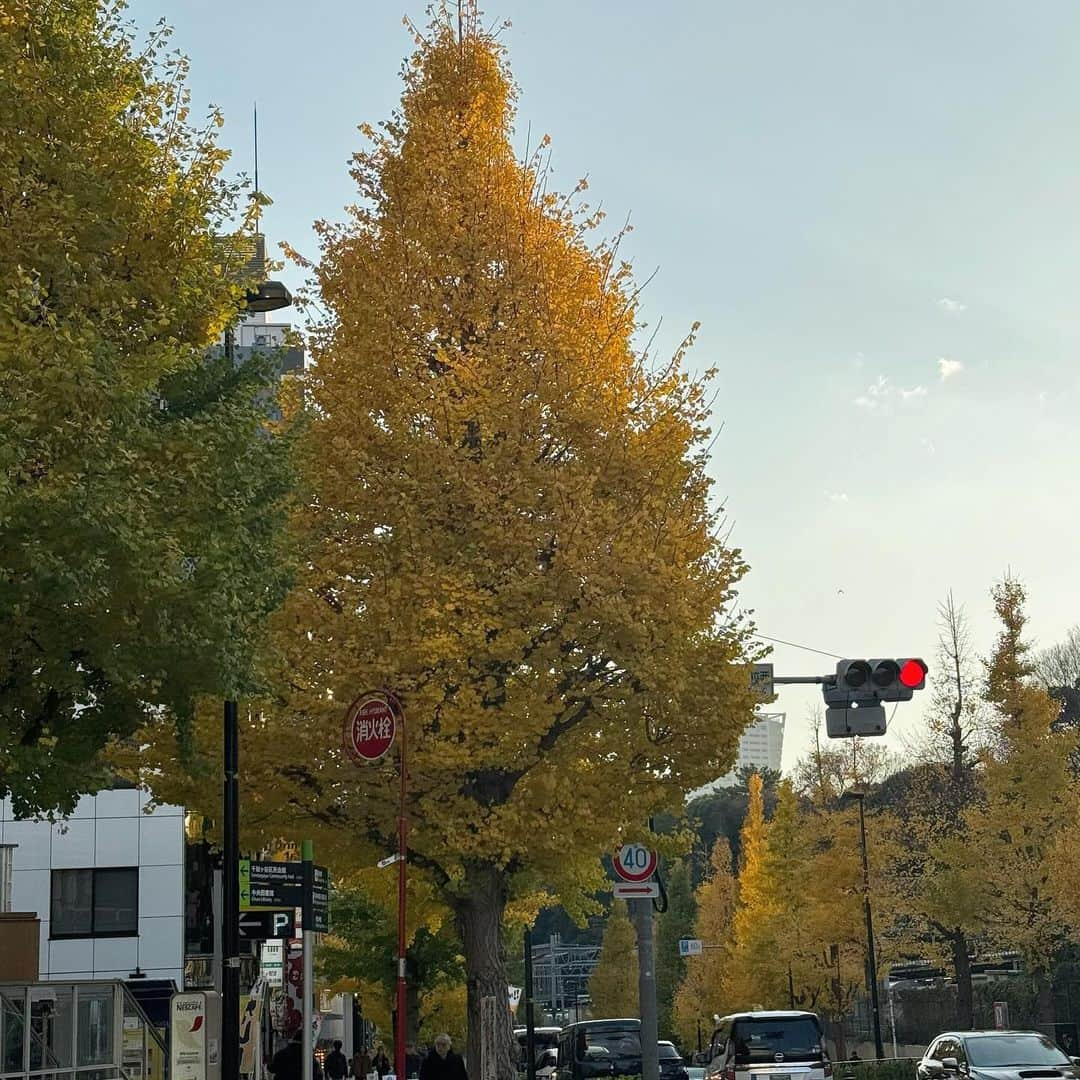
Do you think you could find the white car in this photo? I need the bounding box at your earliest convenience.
[536,1049,558,1079]
[703,1011,830,1080]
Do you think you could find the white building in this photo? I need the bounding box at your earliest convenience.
[0,785,186,985]
[732,711,785,774]
[694,711,786,793]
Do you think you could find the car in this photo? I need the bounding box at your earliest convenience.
[917,1031,1080,1080]
[537,1048,559,1079]
[517,1028,563,1075]
[556,1019,642,1080]
[703,1011,831,1080]
[659,1041,691,1080]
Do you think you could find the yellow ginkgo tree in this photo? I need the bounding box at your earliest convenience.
[129,5,755,1074]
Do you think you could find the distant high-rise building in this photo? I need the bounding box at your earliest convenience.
[694,712,786,794]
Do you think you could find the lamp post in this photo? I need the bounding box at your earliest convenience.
[840,789,885,1060]
[222,271,292,1080]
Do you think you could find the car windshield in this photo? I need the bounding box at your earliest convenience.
[659,1046,682,1061]
[575,1027,642,1063]
[967,1036,1070,1068]
[731,1018,823,1064]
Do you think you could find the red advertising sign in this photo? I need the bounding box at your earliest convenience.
[343,693,397,763]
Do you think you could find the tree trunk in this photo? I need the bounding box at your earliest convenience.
[452,861,518,1080]
[1034,969,1055,1024]
[951,930,974,1029]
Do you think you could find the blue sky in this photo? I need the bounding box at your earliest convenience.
[127,0,1080,769]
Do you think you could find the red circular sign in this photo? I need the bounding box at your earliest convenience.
[613,843,658,883]
[343,693,397,763]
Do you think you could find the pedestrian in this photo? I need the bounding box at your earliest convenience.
[269,1035,304,1080]
[326,1042,349,1080]
[373,1048,392,1078]
[420,1034,467,1080]
[353,1047,372,1079]
[406,1045,423,1079]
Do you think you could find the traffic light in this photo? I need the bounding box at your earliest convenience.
[823,658,928,737]
[867,657,928,701]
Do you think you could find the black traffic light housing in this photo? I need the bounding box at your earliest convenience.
[823,657,928,737]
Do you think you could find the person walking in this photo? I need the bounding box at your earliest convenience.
[419,1035,467,1080]
[269,1036,304,1080]
[352,1047,372,1079]
[373,1048,392,1079]
[326,1042,349,1080]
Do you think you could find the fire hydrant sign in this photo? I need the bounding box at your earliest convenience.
[344,693,397,763]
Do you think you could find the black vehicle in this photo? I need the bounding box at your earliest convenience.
[703,1011,830,1080]
[556,1019,642,1080]
[917,1031,1080,1080]
[517,1028,563,1075]
[660,1042,691,1080]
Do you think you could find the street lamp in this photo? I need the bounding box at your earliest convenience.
[222,266,293,1080]
[839,789,885,1060]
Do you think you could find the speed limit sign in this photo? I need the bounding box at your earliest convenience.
[613,843,658,883]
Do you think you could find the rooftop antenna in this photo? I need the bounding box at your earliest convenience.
[253,101,260,236]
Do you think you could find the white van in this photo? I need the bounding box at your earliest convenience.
[703,1011,831,1080]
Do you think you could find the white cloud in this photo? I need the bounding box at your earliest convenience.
[921,438,936,455]
[827,491,849,503]
[938,297,966,314]
[855,375,929,410]
[854,374,890,410]
[938,357,964,380]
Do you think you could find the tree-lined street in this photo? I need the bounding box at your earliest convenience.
[4,4,1080,1080]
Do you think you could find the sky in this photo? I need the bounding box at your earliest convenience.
[127,0,1080,772]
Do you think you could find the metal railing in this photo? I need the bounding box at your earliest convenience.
[0,981,166,1080]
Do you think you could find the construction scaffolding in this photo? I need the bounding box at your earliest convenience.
[529,936,601,1023]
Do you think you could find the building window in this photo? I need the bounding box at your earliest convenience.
[51,868,138,938]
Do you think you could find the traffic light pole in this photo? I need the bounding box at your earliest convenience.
[855,795,885,1060]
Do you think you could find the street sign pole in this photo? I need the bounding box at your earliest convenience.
[223,700,240,1080]
[343,689,407,1080]
[633,899,659,1080]
[302,839,314,1080]
[395,701,408,1080]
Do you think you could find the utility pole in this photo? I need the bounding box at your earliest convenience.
[633,900,659,1080]
[303,839,315,1080]
[222,700,240,1080]
[851,793,884,1059]
[549,934,558,1024]
[524,929,537,1080]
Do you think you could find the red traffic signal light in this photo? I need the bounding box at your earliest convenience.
[898,658,928,689]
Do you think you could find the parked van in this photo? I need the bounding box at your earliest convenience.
[703,1011,831,1080]
[517,1028,563,1074]
[557,1019,642,1080]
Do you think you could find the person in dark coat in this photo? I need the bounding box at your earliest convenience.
[326,1042,349,1080]
[420,1035,468,1080]
[269,1036,304,1080]
[373,1049,392,1078]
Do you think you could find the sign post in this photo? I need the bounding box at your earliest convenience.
[302,840,315,1080]
[344,691,407,1080]
[612,845,659,1080]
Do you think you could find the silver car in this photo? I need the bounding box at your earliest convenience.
[918,1031,1080,1080]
